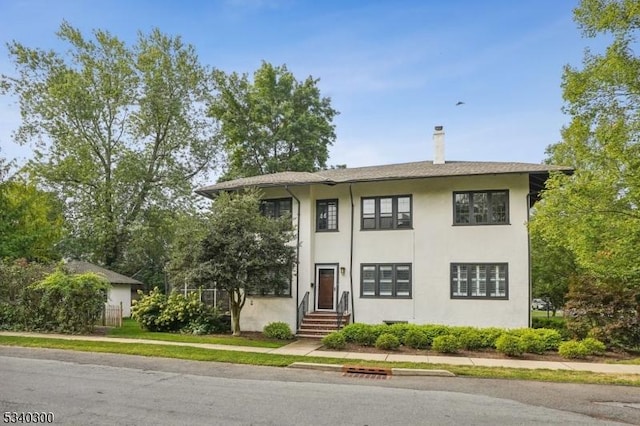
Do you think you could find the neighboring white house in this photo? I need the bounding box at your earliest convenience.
[196,127,572,333]
[65,260,143,318]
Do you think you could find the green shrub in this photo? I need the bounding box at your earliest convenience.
[341,323,367,342]
[558,340,589,359]
[477,327,504,348]
[535,328,563,351]
[386,322,413,341]
[341,323,377,346]
[431,335,461,353]
[518,330,546,354]
[19,270,109,333]
[532,316,569,339]
[495,334,524,357]
[564,275,640,349]
[372,324,391,339]
[263,321,294,340]
[322,331,346,349]
[375,333,400,350]
[506,328,528,337]
[403,328,430,349]
[157,292,198,331]
[132,288,223,333]
[455,327,483,350]
[131,288,166,331]
[0,302,21,330]
[0,259,53,304]
[581,337,606,356]
[420,324,450,346]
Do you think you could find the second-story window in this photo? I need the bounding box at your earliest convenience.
[361,195,412,230]
[316,199,338,231]
[260,198,292,219]
[453,190,508,225]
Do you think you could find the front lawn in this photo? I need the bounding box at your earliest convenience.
[105,319,287,349]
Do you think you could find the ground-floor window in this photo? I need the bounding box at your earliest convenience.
[361,263,411,298]
[451,263,508,299]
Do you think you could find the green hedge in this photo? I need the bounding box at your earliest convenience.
[20,270,109,333]
[323,322,575,357]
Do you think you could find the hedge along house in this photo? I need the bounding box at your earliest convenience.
[196,127,572,337]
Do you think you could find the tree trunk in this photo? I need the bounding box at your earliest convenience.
[230,293,242,336]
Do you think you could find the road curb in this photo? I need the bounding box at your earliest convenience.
[288,362,343,372]
[288,362,455,377]
[392,368,455,377]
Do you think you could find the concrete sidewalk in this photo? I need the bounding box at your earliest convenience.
[2,331,640,375]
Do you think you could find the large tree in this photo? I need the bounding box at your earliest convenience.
[1,22,218,268]
[0,180,64,262]
[188,190,295,336]
[530,231,578,314]
[209,61,338,181]
[0,149,14,183]
[532,0,640,281]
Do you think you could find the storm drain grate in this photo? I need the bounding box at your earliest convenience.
[342,365,391,379]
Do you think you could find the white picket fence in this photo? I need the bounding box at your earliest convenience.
[103,302,123,327]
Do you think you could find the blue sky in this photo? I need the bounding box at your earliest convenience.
[0,0,604,171]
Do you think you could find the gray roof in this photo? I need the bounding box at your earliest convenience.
[65,260,143,285]
[196,160,572,197]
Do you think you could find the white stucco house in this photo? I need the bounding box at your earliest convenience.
[65,260,143,318]
[196,127,571,335]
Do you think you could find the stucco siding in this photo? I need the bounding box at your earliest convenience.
[240,297,297,333]
[347,174,530,328]
[235,173,532,331]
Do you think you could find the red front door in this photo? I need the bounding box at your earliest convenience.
[317,268,335,310]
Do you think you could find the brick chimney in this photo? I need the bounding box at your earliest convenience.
[433,125,445,164]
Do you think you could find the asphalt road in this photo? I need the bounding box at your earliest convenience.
[1,347,639,425]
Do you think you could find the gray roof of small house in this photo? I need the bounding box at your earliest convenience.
[196,160,572,197]
[65,260,143,285]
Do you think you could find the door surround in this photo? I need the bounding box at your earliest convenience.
[315,264,338,311]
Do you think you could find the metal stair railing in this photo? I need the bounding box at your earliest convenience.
[336,291,350,330]
[297,291,309,331]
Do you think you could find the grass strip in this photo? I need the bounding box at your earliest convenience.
[106,320,285,349]
[2,336,640,387]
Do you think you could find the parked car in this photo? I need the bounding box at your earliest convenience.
[531,298,552,310]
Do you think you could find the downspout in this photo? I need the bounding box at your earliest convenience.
[285,186,301,327]
[526,192,533,328]
[349,184,355,323]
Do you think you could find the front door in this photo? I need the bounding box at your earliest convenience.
[316,266,337,311]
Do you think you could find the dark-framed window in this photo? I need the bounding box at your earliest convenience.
[453,190,508,225]
[260,198,292,219]
[361,263,412,298]
[361,195,412,230]
[316,199,338,232]
[450,263,508,299]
